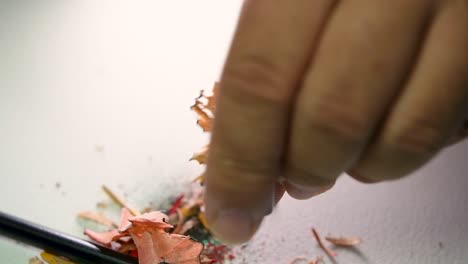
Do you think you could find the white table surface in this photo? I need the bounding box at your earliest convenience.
[1,2,467,264]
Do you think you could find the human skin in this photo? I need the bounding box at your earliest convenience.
[203,0,468,244]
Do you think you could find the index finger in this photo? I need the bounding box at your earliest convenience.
[204,0,336,244]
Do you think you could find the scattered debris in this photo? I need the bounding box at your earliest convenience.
[288,256,323,264]
[190,83,217,133]
[96,202,107,209]
[312,228,337,261]
[288,257,309,264]
[94,145,105,153]
[84,208,203,264]
[40,252,76,264]
[28,257,44,264]
[325,236,362,247]
[77,211,117,228]
[190,146,208,164]
[310,256,324,264]
[438,241,444,249]
[101,185,140,216]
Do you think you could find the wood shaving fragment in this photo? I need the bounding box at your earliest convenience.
[198,212,209,229]
[130,231,203,264]
[118,242,137,254]
[101,185,140,216]
[84,208,203,264]
[179,218,199,235]
[28,257,44,264]
[179,201,202,218]
[172,208,185,234]
[191,100,212,132]
[118,207,134,232]
[325,236,362,247]
[288,257,309,264]
[96,202,107,209]
[312,228,337,260]
[77,211,117,228]
[200,255,214,264]
[192,173,205,184]
[288,256,323,264]
[40,252,76,264]
[206,82,218,112]
[190,146,208,164]
[310,256,324,264]
[191,83,217,132]
[84,229,120,245]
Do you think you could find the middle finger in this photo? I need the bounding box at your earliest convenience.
[286,0,435,198]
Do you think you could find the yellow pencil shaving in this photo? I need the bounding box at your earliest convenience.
[101,185,140,216]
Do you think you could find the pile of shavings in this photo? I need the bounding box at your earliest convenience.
[29,83,234,264]
[29,182,232,264]
[82,182,235,264]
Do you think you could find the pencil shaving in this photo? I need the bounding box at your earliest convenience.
[325,236,362,247]
[312,227,337,260]
[77,211,117,228]
[101,185,140,216]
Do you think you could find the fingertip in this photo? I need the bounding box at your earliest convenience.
[274,181,286,205]
[285,181,334,200]
[206,208,263,245]
[203,172,272,244]
[347,169,385,184]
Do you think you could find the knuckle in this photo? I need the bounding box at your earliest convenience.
[222,53,293,106]
[209,149,278,186]
[305,97,369,147]
[385,117,446,158]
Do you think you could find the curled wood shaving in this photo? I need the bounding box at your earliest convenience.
[101,185,140,216]
[189,146,208,165]
[191,96,212,132]
[192,173,205,185]
[311,228,337,260]
[325,236,362,247]
[77,211,117,228]
[191,83,217,132]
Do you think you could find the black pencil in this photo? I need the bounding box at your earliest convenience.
[0,211,138,264]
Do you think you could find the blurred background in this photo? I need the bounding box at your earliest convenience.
[1,1,467,263]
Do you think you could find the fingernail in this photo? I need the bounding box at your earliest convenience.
[209,208,259,245]
[286,181,333,200]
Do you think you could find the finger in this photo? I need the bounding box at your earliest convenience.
[274,182,286,205]
[205,0,337,244]
[350,1,468,182]
[284,181,334,200]
[285,0,433,196]
[448,120,468,146]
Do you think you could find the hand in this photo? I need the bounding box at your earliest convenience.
[204,0,468,244]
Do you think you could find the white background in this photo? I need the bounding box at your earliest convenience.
[1,1,467,263]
